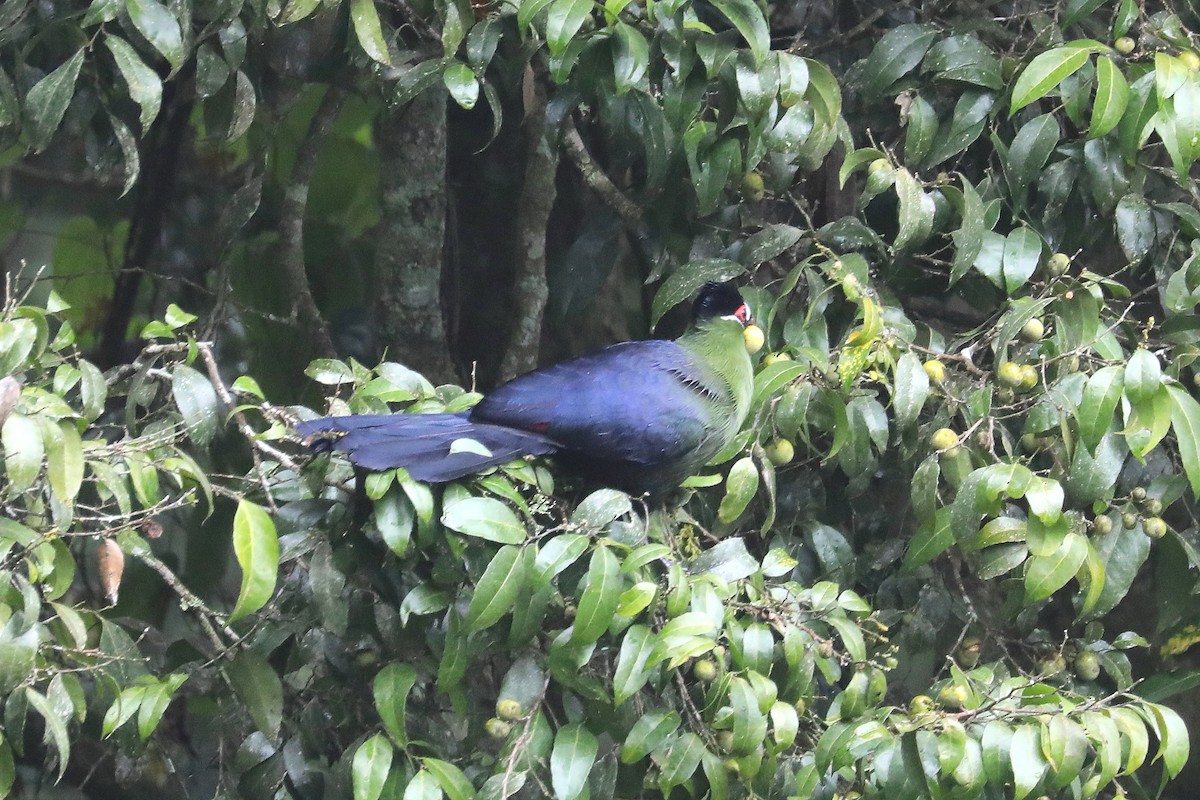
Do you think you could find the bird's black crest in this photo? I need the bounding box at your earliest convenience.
[692,282,747,320]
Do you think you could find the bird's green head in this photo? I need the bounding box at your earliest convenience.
[693,282,752,327]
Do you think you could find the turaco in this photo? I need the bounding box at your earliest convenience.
[297,282,759,495]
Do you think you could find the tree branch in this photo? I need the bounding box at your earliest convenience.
[562,120,642,228]
[278,85,344,360]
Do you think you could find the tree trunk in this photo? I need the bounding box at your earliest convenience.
[374,90,456,385]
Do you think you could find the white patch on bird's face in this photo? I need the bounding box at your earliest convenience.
[720,303,752,326]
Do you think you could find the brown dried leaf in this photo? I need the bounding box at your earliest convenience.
[97,538,125,605]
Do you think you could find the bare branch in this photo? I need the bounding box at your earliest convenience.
[278,85,345,360]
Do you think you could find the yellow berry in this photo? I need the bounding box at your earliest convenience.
[1144,517,1168,538]
[910,695,935,714]
[937,684,968,709]
[765,438,795,466]
[1019,365,1039,390]
[923,360,946,384]
[742,171,765,201]
[1047,252,1071,276]
[930,428,959,452]
[1114,37,1135,55]
[1020,318,1045,342]
[485,717,512,739]
[1074,651,1101,681]
[762,351,793,366]
[958,638,982,668]
[1182,51,1200,71]
[496,699,524,721]
[743,324,765,354]
[693,659,719,682]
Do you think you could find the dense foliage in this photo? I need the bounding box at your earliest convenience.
[4,0,1200,798]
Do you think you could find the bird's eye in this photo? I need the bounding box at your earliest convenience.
[735,304,752,323]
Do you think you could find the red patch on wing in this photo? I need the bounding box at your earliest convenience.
[531,422,551,432]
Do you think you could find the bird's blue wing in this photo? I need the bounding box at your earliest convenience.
[470,340,720,465]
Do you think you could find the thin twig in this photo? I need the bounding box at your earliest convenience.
[129,545,240,651]
[195,341,300,512]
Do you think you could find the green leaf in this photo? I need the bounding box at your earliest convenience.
[572,547,621,645]
[24,48,84,152]
[545,0,591,56]
[1009,723,1047,800]
[43,419,83,508]
[893,167,934,251]
[904,507,953,570]
[612,23,649,93]
[717,456,759,523]
[1005,114,1059,213]
[375,488,414,557]
[571,489,632,529]
[904,94,937,164]
[0,617,37,696]
[621,710,680,763]
[1025,531,1087,602]
[534,533,589,584]
[350,0,392,65]
[172,364,220,446]
[950,175,986,284]
[1125,348,1161,405]
[404,770,440,800]
[466,545,531,632]
[1156,52,1189,101]
[1002,227,1042,294]
[352,734,394,800]
[1011,44,1098,114]
[1025,476,1063,524]
[1114,192,1156,264]
[1168,385,1200,498]
[892,352,929,431]
[424,758,474,800]
[125,0,185,70]
[518,0,555,34]
[105,36,162,135]
[741,224,803,265]
[137,675,186,740]
[0,736,13,796]
[25,689,70,778]
[860,23,938,99]
[373,663,417,746]
[1045,715,1088,788]
[442,496,526,543]
[229,500,280,623]
[687,536,759,582]
[2,413,43,496]
[1092,55,1129,138]
[707,0,769,66]
[729,677,768,753]
[551,723,598,800]
[443,62,479,109]
[613,624,657,705]
[226,648,283,741]
[657,732,704,792]
[1144,702,1190,778]
[1078,366,1124,454]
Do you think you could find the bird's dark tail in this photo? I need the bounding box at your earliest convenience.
[295,413,559,482]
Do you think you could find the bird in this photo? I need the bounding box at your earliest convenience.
[296,282,758,495]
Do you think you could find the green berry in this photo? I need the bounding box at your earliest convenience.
[997,362,1024,388]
